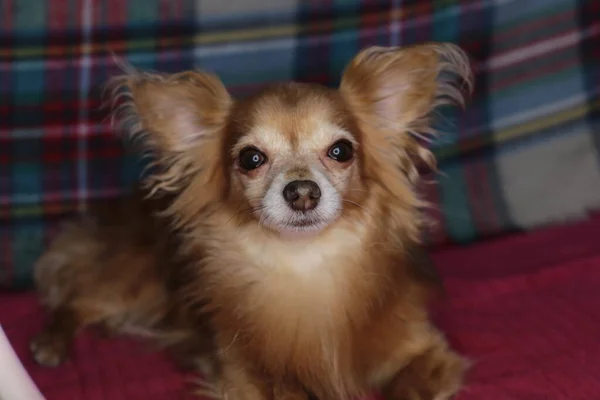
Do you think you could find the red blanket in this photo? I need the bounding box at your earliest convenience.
[2,215,600,400]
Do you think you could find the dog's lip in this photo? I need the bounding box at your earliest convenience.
[278,217,328,237]
[289,220,317,227]
[287,211,322,227]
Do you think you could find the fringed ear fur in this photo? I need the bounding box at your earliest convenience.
[108,69,232,197]
[339,43,472,242]
[339,43,473,185]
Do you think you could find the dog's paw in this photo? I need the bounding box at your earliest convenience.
[383,347,467,400]
[30,331,70,367]
[192,378,225,399]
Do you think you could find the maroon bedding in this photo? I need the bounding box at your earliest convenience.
[2,215,600,400]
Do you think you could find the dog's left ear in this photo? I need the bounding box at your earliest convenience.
[339,43,472,181]
[340,43,472,135]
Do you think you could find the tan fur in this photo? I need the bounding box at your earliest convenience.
[31,43,473,400]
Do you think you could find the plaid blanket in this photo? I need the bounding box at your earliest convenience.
[1,0,599,288]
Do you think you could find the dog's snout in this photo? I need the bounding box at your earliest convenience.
[282,180,321,211]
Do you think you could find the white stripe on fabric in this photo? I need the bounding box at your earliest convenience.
[486,24,600,70]
[193,37,295,58]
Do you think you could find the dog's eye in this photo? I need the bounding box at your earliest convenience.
[239,147,266,170]
[327,140,354,162]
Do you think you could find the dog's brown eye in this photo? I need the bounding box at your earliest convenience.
[327,140,354,162]
[239,147,266,170]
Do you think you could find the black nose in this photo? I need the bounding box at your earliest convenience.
[282,180,321,211]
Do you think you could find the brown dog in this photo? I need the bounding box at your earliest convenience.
[30,43,472,400]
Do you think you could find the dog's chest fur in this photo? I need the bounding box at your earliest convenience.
[216,222,366,322]
[202,221,374,389]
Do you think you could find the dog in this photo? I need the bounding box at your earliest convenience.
[30,43,473,400]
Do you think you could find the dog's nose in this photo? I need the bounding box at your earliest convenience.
[282,180,321,211]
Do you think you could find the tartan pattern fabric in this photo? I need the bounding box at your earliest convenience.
[1,0,600,288]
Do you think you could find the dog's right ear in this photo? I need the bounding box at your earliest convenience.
[111,70,232,154]
[109,70,232,195]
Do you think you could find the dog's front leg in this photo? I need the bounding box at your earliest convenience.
[204,362,267,400]
[380,330,467,400]
[196,353,308,400]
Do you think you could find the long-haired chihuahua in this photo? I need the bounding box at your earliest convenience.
[30,43,472,400]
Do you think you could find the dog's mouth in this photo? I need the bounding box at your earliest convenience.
[257,208,334,236]
[288,216,319,227]
[276,213,332,238]
[277,211,329,231]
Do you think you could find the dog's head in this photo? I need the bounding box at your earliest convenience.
[112,44,471,239]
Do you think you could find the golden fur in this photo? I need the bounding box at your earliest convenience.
[31,43,473,400]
